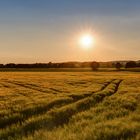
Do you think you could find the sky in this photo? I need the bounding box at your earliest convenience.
[0,0,140,63]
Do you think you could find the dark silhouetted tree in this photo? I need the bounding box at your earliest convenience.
[125,61,137,68]
[91,61,100,71]
[48,62,52,68]
[115,62,122,70]
[0,64,4,68]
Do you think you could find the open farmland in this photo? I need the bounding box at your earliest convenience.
[0,72,140,140]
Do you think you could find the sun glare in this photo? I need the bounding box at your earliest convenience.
[79,34,94,49]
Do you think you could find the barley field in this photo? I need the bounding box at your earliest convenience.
[0,72,140,140]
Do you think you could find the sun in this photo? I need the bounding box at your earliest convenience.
[79,34,94,49]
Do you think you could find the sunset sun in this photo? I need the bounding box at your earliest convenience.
[79,34,94,49]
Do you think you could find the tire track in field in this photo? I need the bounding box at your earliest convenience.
[0,80,123,140]
[68,79,115,100]
[0,83,10,88]
[3,80,50,93]
[0,81,40,105]
[0,79,114,129]
[114,80,123,93]
[48,80,123,128]
[2,80,62,94]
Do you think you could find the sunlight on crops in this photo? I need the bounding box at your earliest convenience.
[0,72,140,140]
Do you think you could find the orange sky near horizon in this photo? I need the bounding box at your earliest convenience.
[0,0,140,63]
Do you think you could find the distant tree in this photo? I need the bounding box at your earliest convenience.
[48,62,52,68]
[125,61,137,68]
[115,62,122,70]
[91,61,100,71]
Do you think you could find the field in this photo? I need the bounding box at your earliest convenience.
[0,72,140,140]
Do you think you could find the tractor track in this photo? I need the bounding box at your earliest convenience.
[0,79,115,129]
[0,79,123,140]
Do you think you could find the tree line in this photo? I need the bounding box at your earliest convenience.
[114,61,140,70]
[0,61,139,70]
[91,61,140,71]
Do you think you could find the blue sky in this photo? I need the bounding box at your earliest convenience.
[0,0,140,63]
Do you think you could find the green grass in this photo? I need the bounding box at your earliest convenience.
[0,72,140,140]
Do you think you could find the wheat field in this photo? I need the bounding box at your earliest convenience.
[0,72,140,140]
